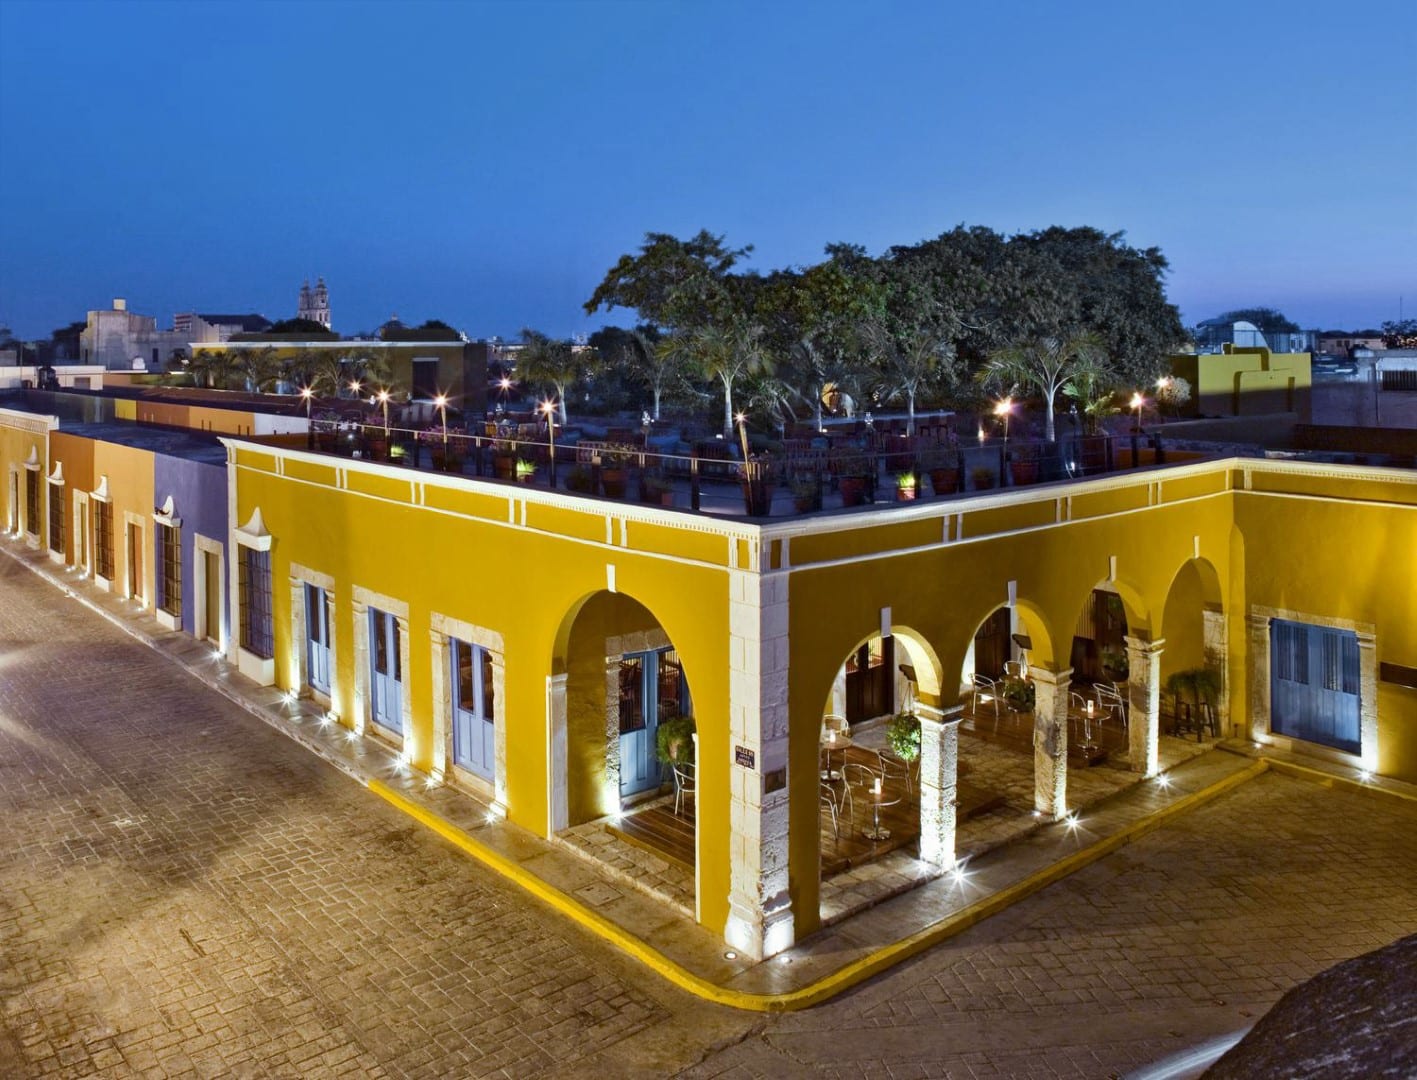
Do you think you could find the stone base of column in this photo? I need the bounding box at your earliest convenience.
[725,892,794,961]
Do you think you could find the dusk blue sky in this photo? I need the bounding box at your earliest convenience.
[2,0,1413,342]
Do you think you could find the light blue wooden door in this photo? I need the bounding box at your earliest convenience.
[370,608,402,733]
[305,584,331,694]
[1271,618,1360,754]
[618,648,689,798]
[452,639,495,781]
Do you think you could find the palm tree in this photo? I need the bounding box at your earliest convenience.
[517,329,584,425]
[1060,353,1121,435]
[188,348,238,390]
[237,347,281,394]
[660,320,770,437]
[619,327,683,422]
[865,322,959,436]
[977,330,1106,441]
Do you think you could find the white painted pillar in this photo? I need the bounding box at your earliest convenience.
[546,673,568,837]
[1125,635,1164,777]
[917,703,962,868]
[1202,608,1230,735]
[724,568,793,961]
[1030,667,1070,819]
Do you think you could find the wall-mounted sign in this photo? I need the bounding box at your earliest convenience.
[734,745,756,770]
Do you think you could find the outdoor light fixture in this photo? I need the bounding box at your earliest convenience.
[434,393,449,444]
[301,385,315,448]
[735,411,752,463]
[1065,812,1080,830]
[724,951,738,961]
[1156,773,1170,788]
[1359,770,1373,782]
[377,388,391,434]
[1130,392,1145,432]
[348,379,362,396]
[283,690,296,705]
[993,397,1013,443]
[541,399,558,486]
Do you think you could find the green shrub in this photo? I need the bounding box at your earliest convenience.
[886,712,921,762]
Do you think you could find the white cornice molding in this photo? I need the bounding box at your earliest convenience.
[234,506,272,551]
[153,494,182,528]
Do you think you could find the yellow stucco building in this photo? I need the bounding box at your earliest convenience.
[216,436,1417,958]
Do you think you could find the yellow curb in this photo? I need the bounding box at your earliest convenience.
[370,758,1269,1012]
[1263,758,1417,805]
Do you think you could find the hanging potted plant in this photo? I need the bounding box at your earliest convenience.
[656,715,696,765]
[885,711,921,763]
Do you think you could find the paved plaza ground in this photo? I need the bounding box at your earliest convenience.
[3,555,1415,1078]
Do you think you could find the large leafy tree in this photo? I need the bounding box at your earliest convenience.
[188,348,239,390]
[864,321,960,436]
[1381,319,1417,348]
[584,230,751,332]
[977,330,1106,441]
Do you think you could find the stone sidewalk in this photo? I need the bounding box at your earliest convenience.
[4,534,1407,1007]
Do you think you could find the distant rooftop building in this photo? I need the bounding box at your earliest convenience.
[298,278,331,330]
[1194,318,1313,355]
[79,298,189,372]
[173,312,272,343]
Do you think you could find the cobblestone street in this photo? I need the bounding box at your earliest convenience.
[4,555,1416,1078]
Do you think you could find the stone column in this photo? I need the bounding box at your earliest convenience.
[1125,635,1164,777]
[724,569,793,961]
[1202,608,1230,735]
[1030,667,1070,819]
[917,703,963,868]
[1247,613,1270,744]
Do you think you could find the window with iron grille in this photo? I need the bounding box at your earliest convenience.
[48,486,64,555]
[95,501,114,579]
[157,522,181,617]
[239,547,273,658]
[25,470,39,537]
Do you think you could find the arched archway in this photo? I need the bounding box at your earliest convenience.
[813,624,950,923]
[550,589,701,826]
[1160,557,1227,737]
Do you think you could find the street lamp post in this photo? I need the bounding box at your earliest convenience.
[993,397,1012,485]
[541,400,557,487]
[1129,392,1145,468]
[301,386,314,449]
[377,389,390,434]
[434,394,448,444]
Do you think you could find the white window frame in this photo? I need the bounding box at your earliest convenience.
[429,612,506,809]
[232,507,275,686]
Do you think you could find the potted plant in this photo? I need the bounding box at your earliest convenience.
[1164,667,1221,732]
[790,473,822,513]
[1100,644,1130,682]
[640,472,674,506]
[921,447,960,496]
[834,451,872,507]
[885,711,921,763]
[565,465,595,494]
[1002,675,1036,713]
[971,465,996,491]
[656,714,696,765]
[514,457,536,483]
[740,456,774,517]
[895,472,918,501]
[1009,446,1040,485]
[599,444,633,498]
[492,439,517,479]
